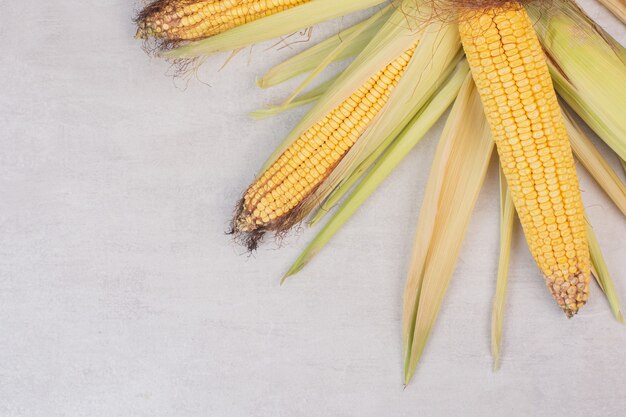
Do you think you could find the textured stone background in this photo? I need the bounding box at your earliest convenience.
[1,1,625,416]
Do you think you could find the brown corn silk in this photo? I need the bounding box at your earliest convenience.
[136,0,310,42]
[458,2,590,317]
[232,45,417,250]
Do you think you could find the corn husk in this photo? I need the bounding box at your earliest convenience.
[257,6,391,89]
[250,77,335,119]
[587,220,625,323]
[528,1,626,160]
[491,169,516,371]
[403,75,494,384]
[564,108,626,217]
[269,7,392,111]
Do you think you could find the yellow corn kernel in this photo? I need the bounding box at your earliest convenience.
[459,5,590,317]
[136,0,310,41]
[233,45,417,248]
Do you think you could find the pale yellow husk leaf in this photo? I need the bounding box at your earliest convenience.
[563,109,626,217]
[491,169,516,371]
[403,75,494,384]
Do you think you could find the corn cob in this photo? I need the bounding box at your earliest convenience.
[232,45,417,249]
[136,0,310,41]
[458,4,590,317]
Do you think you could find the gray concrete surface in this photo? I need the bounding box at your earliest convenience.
[1,1,625,416]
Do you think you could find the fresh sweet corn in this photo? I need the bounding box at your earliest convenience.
[136,0,310,41]
[232,45,417,248]
[458,4,591,317]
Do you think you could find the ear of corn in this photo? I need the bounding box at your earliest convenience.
[260,1,447,172]
[233,1,463,250]
[527,1,626,161]
[403,74,494,385]
[492,169,515,371]
[232,3,425,249]
[283,60,469,279]
[163,0,387,58]
[136,0,310,41]
[237,3,459,241]
[459,5,590,317]
[306,20,462,225]
[232,44,417,249]
[257,5,391,88]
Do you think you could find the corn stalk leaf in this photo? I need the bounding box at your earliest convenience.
[587,220,625,324]
[528,1,626,160]
[491,169,516,371]
[257,6,391,88]
[283,61,469,279]
[164,0,388,58]
[563,108,626,217]
[403,75,494,385]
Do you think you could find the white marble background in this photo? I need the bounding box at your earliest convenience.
[1,1,625,416]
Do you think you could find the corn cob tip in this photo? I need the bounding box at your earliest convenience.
[135,26,148,40]
[230,198,262,252]
[229,197,304,252]
[545,270,590,318]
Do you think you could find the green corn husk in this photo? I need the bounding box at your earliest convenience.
[527,1,626,160]
[252,6,390,118]
[250,77,335,119]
